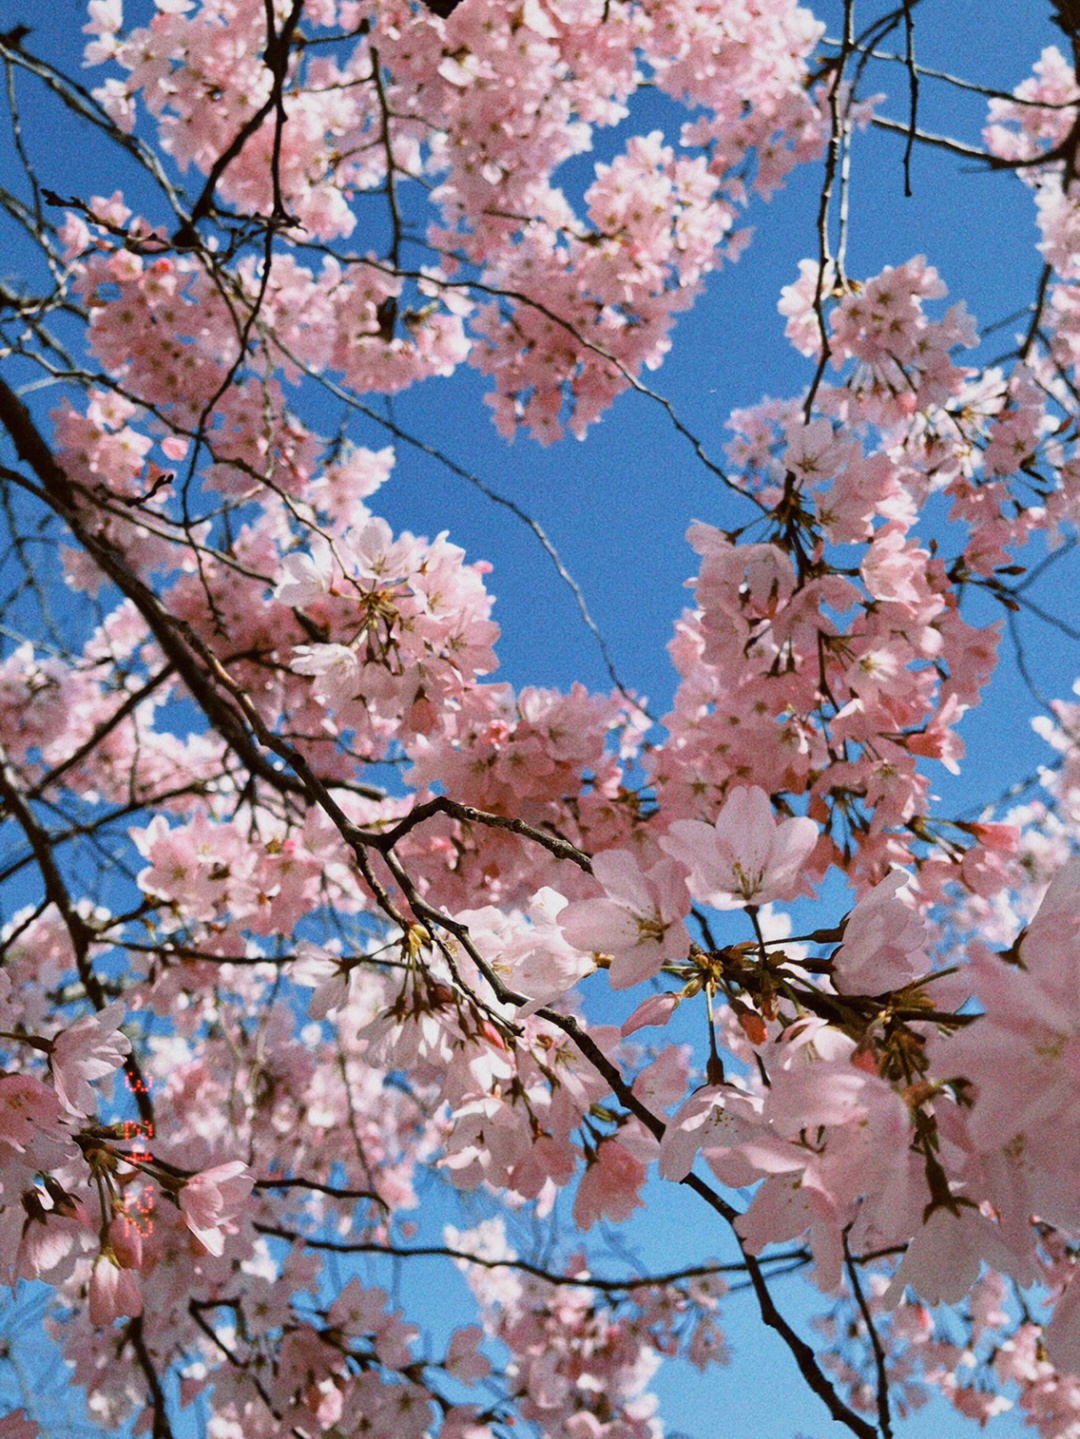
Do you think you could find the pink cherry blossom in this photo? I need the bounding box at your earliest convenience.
[178,1162,254,1256]
[660,786,818,909]
[50,1000,131,1116]
[559,850,691,990]
[6,7,1080,1436]
[883,1208,1026,1310]
[620,992,681,1037]
[89,1254,143,1326]
[572,1140,648,1230]
[831,871,934,993]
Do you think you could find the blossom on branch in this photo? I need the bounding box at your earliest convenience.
[559,850,691,989]
[178,1161,254,1257]
[660,786,819,909]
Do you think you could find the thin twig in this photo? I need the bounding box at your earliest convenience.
[844,1230,893,1439]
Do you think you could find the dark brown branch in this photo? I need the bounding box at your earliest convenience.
[369,794,592,871]
[0,376,875,1439]
[28,665,175,799]
[845,1230,893,1439]
[0,381,336,814]
[869,114,997,160]
[1021,262,1054,362]
[253,1176,385,1204]
[376,860,879,1438]
[0,741,154,1125]
[901,0,918,197]
[126,1314,175,1439]
[252,1222,806,1290]
[176,0,305,243]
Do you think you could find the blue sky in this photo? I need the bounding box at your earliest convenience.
[2,1,1077,1435]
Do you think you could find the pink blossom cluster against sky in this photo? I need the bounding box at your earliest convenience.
[7,1,1080,1437]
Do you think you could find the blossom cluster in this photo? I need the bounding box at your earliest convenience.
[7,5,1080,1438]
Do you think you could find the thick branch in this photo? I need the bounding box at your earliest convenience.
[0,741,154,1124]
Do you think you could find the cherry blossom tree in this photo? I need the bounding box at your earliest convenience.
[3,2,1080,1437]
